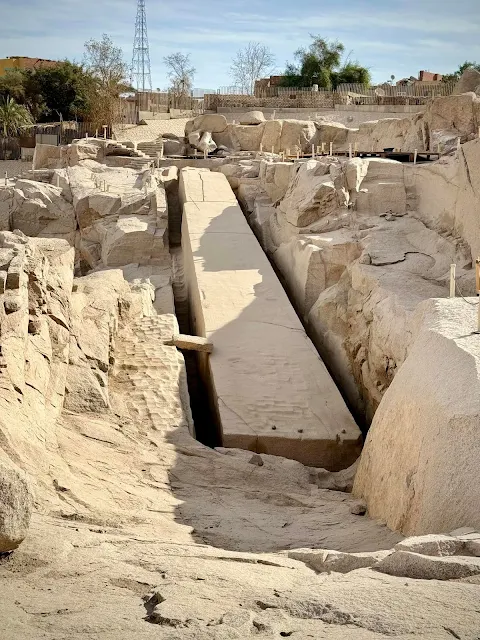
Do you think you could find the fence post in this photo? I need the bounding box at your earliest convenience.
[449,264,456,298]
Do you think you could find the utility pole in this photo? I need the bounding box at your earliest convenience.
[131,0,152,92]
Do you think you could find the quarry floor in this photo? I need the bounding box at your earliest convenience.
[2,423,480,640]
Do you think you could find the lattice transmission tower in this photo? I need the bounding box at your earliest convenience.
[131,0,152,92]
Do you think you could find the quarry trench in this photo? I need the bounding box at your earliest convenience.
[160,154,398,454]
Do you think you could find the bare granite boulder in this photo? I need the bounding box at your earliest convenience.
[0,456,33,553]
[240,110,266,125]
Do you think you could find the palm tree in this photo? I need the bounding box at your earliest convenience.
[0,97,33,137]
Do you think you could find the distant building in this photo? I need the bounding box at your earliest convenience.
[0,56,59,77]
[418,70,443,82]
[254,75,284,94]
[397,70,444,86]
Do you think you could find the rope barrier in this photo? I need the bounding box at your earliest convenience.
[454,278,479,306]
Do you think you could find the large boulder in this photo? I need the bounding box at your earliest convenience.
[259,160,293,203]
[260,120,283,153]
[7,180,76,242]
[185,114,227,136]
[240,110,266,125]
[424,92,480,140]
[0,455,33,553]
[313,122,350,149]
[228,123,266,151]
[354,298,480,535]
[454,68,480,95]
[279,159,347,227]
[66,141,105,166]
[351,116,424,153]
[162,137,186,156]
[352,159,406,215]
[279,120,317,153]
[33,144,64,170]
[217,161,260,189]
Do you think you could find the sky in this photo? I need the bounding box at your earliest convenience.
[1,0,480,90]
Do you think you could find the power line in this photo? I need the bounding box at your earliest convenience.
[131,0,152,92]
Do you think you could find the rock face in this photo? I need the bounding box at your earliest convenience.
[185,114,227,135]
[354,298,480,534]
[67,164,169,270]
[231,127,480,536]
[0,457,33,552]
[412,137,480,259]
[454,67,480,95]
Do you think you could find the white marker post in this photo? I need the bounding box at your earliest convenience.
[259,143,263,152]
[414,149,418,165]
[349,143,353,159]
[312,144,315,159]
[160,144,164,160]
[449,263,456,298]
[103,126,108,140]
[476,258,480,334]
[457,137,461,154]
[329,142,333,156]
[296,149,300,160]
[272,146,275,155]
[321,142,325,155]
[272,110,276,120]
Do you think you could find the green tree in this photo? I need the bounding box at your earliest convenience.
[280,36,369,89]
[23,61,91,122]
[0,97,33,137]
[331,62,371,89]
[0,69,26,103]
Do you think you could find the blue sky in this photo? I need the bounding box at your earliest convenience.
[1,0,480,89]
